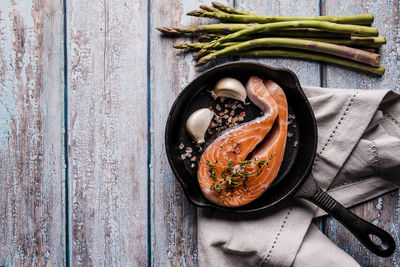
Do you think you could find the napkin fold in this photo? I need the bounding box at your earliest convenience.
[198,86,400,267]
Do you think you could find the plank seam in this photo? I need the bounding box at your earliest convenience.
[63,0,70,266]
[319,0,325,88]
[319,0,326,236]
[146,0,152,265]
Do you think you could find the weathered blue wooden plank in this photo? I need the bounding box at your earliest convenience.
[149,1,232,266]
[0,0,65,265]
[66,0,148,265]
[323,0,400,266]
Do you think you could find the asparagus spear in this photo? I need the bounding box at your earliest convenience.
[197,31,352,42]
[209,2,379,36]
[261,28,352,38]
[156,24,257,35]
[158,24,354,39]
[306,36,385,47]
[174,42,237,50]
[195,38,381,67]
[194,21,378,58]
[175,36,386,50]
[187,9,374,25]
[211,2,252,15]
[238,49,385,75]
[197,33,223,42]
[199,5,222,13]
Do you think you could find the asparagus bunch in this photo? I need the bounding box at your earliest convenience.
[156,2,386,75]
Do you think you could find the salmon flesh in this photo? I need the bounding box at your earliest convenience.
[197,76,288,207]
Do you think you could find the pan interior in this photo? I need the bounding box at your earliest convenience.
[165,62,317,212]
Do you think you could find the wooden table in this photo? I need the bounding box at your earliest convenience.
[0,0,399,266]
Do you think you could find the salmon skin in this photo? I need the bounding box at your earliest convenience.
[197,76,288,207]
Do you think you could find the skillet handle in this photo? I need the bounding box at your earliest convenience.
[298,183,396,257]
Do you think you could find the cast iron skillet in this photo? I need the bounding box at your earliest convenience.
[165,62,396,257]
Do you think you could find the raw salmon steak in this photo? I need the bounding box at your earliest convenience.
[197,76,288,207]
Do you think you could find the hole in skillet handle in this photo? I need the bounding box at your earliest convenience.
[165,62,318,213]
[296,178,396,257]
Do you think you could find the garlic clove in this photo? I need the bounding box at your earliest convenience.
[186,108,214,144]
[211,77,247,102]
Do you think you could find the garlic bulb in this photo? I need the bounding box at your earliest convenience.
[186,108,214,144]
[211,77,247,102]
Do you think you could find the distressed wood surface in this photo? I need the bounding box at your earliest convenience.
[0,0,399,266]
[0,0,65,266]
[66,0,148,265]
[322,0,400,266]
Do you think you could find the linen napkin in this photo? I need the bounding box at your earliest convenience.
[198,86,400,267]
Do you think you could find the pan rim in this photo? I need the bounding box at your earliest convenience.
[165,61,318,213]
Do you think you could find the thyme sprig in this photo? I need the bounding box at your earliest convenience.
[207,155,274,193]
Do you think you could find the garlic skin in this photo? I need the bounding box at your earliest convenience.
[211,77,247,102]
[186,108,214,144]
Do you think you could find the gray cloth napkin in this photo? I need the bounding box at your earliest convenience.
[198,86,400,267]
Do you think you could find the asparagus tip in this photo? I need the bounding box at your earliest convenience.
[193,51,203,59]
[195,56,208,67]
[172,43,186,49]
[187,10,204,16]
[155,26,182,35]
[199,5,213,12]
[195,61,205,67]
[211,2,223,8]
